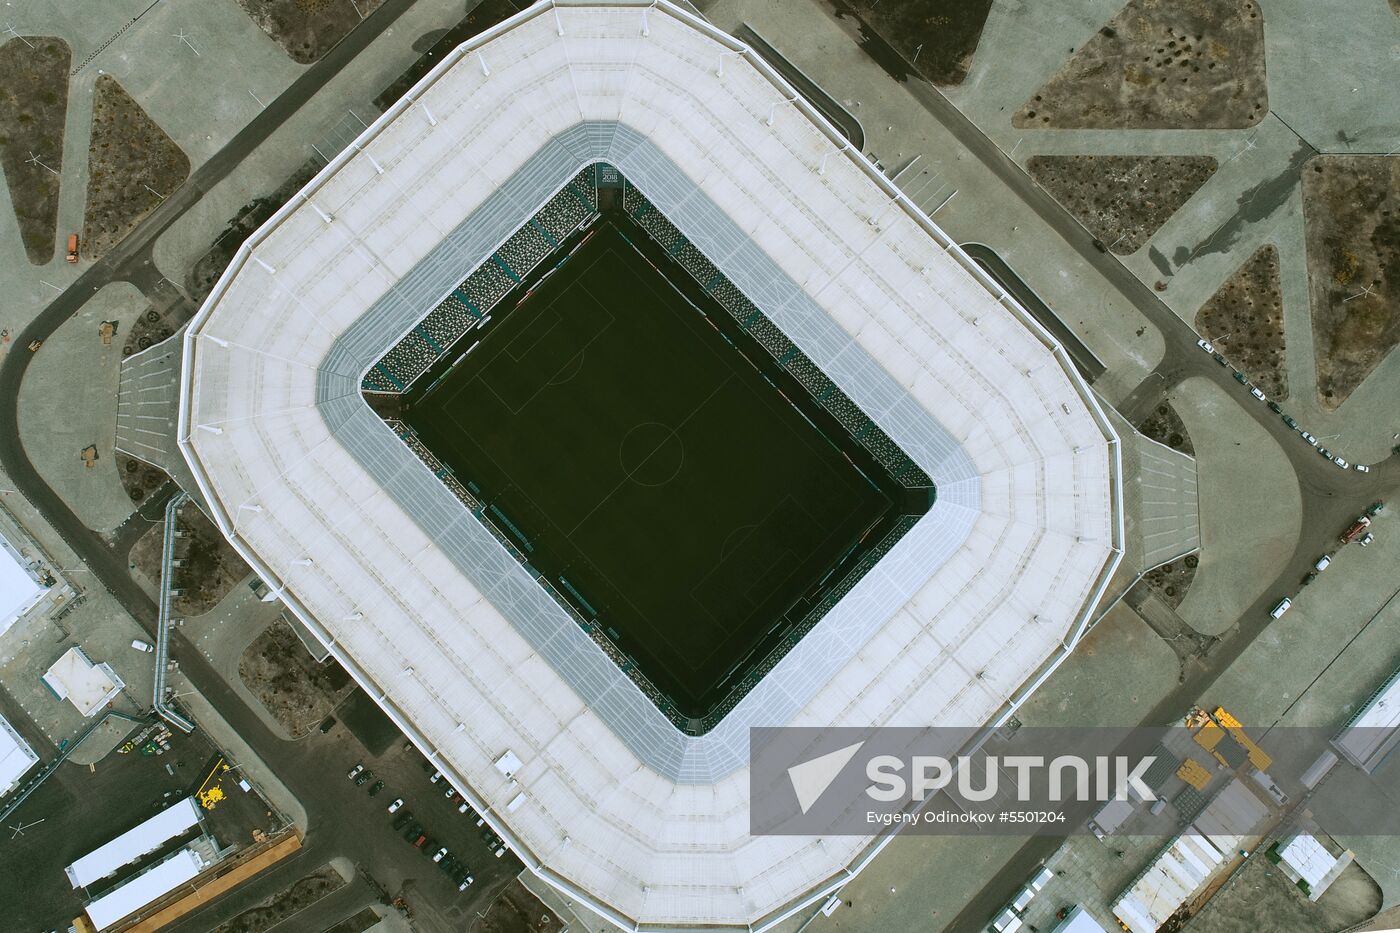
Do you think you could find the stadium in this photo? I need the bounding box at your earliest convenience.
[177,1,1125,929]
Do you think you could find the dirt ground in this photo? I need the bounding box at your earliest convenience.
[1302,155,1400,409]
[116,452,170,507]
[1195,245,1287,399]
[0,37,70,264]
[1183,854,1379,933]
[1137,400,1194,456]
[1014,0,1267,129]
[121,279,194,358]
[236,0,386,64]
[214,866,347,933]
[1028,155,1217,254]
[130,500,250,615]
[373,0,524,110]
[239,619,355,738]
[82,75,189,259]
[474,880,562,933]
[187,158,322,302]
[832,0,994,85]
[1143,553,1198,610]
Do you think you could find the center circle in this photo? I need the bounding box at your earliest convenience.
[619,422,684,487]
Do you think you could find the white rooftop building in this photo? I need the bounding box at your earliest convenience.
[0,712,39,797]
[0,529,43,637]
[83,845,209,930]
[42,646,125,718]
[66,797,203,889]
[177,2,1123,928]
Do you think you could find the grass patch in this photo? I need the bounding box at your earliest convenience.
[82,75,189,259]
[1195,245,1286,399]
[0,36,70,264]
[1028,155,1217,254]
[1303,155,1400,408]
[236,0,386,64]
[1015,0,1266,129]
[240,619,354,738]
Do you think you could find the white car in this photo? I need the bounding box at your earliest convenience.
[1301,432,1318,446]
[1269,598,1293,619]
[1196,338,1214,353]
[1250,387,1266,402]
[347,764,364,781]
[429,770,443,784]
[1314,555,1331,572]
[1360,533,1375,547]
[458,801,472,814]
[131,639,154,653]
[433,846,449,863]
[387,797,405,814]
[458,874,475,891]
[1334,457,1350,469]
[1356,464,1371,473]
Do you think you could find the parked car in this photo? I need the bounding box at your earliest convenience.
[1233,371,1248,385]
[458,872,475,891]
[429,770,443,784]
[1282,415,1299,429]
[1270,598,1293,619]
[1368,501,1385,516]
[388,797,405,814]
[319,716,336,734]
[1319,448,1333,460]
[403,822,424,843]
[355,769,373,787]
[1196,338,1214,353]
[1359,533,1375,547]
[1212,352,1227,367]
[445,787,461,800]
[1314,555,1331,572]
[1250,387,1266,402]
[414,834,431,850]
[1266,401,1282,414]
[1301,432,1318,446]
[368,780,385,797]
[433,846,449,863]
[491,841,508,858]
[131,639,153,653]
[348,764,364,781]
[458,801,472,815]
[391,810,412,830]
[1334,457,1350,469]
[1356,464,1370,473]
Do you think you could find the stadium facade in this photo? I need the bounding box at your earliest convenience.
[178,2,1124,929]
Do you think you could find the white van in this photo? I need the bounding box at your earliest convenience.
[131,639,154,653]
[1269,598,1292,619]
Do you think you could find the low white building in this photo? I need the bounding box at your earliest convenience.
[65,797,203,889]
[0,529,43,637]
[1276,832,1352,901]
[0,712,39,796]
[42,646,125,718]
[83,845,209,930]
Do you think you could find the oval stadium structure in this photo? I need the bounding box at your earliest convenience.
[178,2,1124,928]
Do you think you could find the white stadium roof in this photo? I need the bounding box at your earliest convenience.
[179,2,1123,928]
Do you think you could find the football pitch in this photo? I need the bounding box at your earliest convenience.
[404,221,894,716]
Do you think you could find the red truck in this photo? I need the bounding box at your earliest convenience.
[1341,516,1372,545]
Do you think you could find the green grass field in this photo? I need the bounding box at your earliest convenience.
[405,222,894,715]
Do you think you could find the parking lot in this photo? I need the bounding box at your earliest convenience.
[317,706,526,920]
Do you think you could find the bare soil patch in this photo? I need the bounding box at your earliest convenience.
[833,0,994,85]
[0,37,70,264]
[1014,0,1266,129]
[1303,155,1400,409]
[240,619,354,738]
[237,0,386,64]
[187,158,321,303]
[1195,245,1286,398]
[1136,400,1194,456]
[1143,553,1197,610]
[131,500,250,615]
[1028,155,1217,254]
[475,879,563,933]
[214,865,346,933]
[82,76,189,259]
